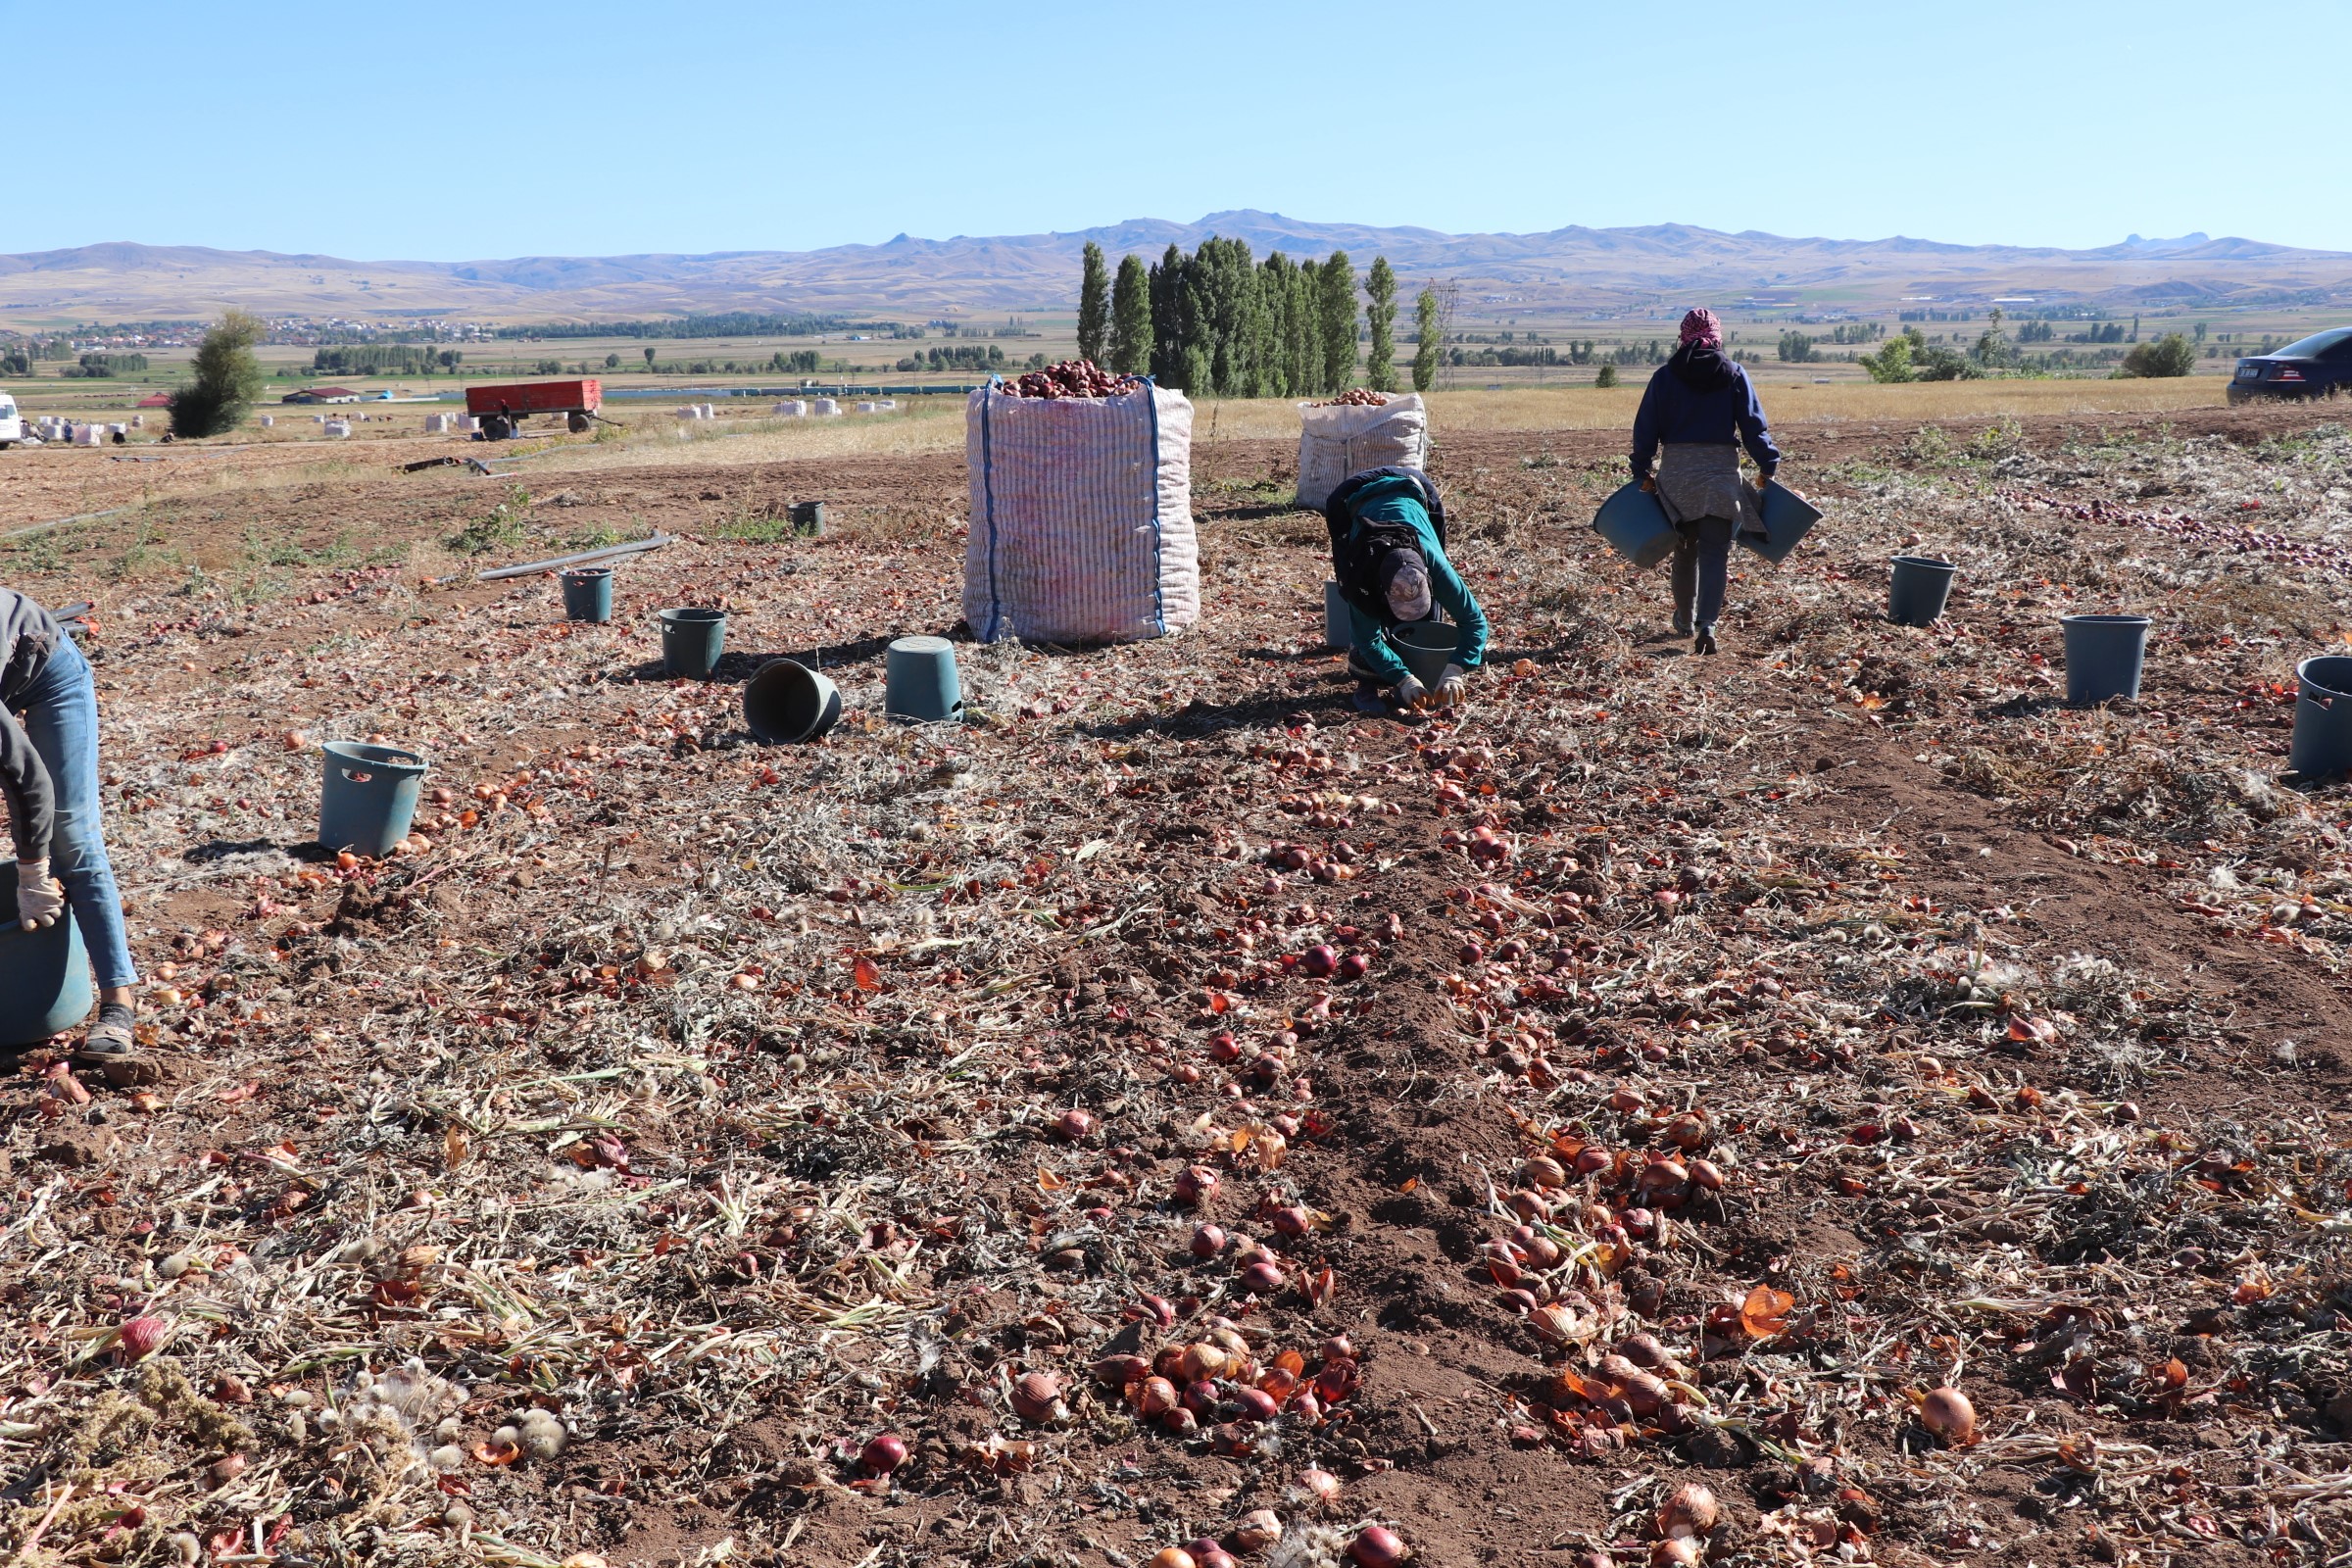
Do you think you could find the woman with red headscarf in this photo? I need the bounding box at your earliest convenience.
[1629,308,1781,654]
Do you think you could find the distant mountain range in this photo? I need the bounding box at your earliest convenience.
[3,214,2348,326]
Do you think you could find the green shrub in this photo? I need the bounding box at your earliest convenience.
[168,311,265,438]
[1594,364,1619,389]
[2119,333,2197,378]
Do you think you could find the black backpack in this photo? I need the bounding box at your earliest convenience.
[1323,466,1448,627]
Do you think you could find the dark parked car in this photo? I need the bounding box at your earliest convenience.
[2229,327,2352,403]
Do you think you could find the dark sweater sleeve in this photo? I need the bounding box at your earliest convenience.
[1737,370,1781,474]
[0,707,55,862]
[1631,371,1664,479]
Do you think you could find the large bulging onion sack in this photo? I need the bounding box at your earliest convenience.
[1296,392,1430,510]
[963,380,1199,644]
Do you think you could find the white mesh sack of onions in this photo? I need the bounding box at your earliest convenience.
[964,362,1200,644]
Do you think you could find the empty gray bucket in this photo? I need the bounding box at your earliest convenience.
[1324,581,1353,649]
[2061,614,2152,706]
[562,566,613,623]
[885,635,963,722]
[659,607,727,680]
[318,742,427,858]
[1592,481,1676,567]
[1887,556,1957,627]
[0,879,93,1047]
[2290,655,2352,777]
[789,501,825,536]
[744,659,843,743]
[1388,620,1457,687]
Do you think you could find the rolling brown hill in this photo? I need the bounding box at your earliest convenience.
[3,214,2348,326]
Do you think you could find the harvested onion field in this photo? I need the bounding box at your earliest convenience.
[5,398,2352,1568]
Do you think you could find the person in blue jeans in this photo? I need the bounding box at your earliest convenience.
[2,588,144,1076]
[1322,466,1489,717]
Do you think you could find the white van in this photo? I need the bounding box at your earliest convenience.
[0,390,21,448]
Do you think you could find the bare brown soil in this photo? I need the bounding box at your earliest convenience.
[3,401,2352,1568]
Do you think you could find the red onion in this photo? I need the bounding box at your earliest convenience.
[1268,1204,1311,1239]
[1229,1386,1279,1424]
[858,1433,906,1475]
[1240,1260,1286,1295]
[1174,1165,1220,1205]
[1055,1108,1097,1142]
[1348,1526,1410,1567]
[1136,1376,1179,1417]
[1656,1481,1718,1539]
[1191,1224,1229,1257]
[117,1315,169,1361]
[1149,1550,1198,1568]
[1921,1387,1977,1445]
[1094,1354,1150,1388]
[1298,1467,1342,1504]
[1008,1370,1066,1424]
[1231,1509,1283,1550]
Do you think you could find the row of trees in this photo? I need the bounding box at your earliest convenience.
[312,344,462,375]
[1073,239,1410,397]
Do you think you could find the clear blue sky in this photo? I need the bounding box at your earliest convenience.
[11,0,2348,258]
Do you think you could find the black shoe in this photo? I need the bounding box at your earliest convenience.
[1672,609,1693,638]
[1351,683,1389,715]
[1692,625,1719,656]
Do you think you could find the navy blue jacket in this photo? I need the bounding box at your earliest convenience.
[1630,346,1781,480]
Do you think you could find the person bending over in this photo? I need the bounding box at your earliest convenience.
[1630,308,1783,655]
[1324,466,1488,716]
[2,587,144,1076]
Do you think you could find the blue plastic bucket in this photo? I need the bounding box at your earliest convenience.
[2061,614,2152,706]
[659,608,727,680]
[2289,655,2352,778]
[1743,479,1822,565]
[318,742,427,858]
[1388,620,1457,687]
[1592,482,1675,567]
[1886,556,1957,627]
[562,567,613,623]
[744,659,843,743]
[0,882,93,1047]
[885,635,963,722]
[1324,581,1353,649]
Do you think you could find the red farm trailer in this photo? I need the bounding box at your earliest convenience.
[465,378,603,440]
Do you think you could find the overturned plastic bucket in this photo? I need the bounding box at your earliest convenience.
[1743,479,1823,566]
[659,607,727,680]
[2289,655,2352,777]
[318,741,427,858]
[1324,580,1353,649]
[2061,614,2152,707]
[0,881,93,1048]
[1388,620,1457,687]
[562,566,613,623]
[1592,482,1675,567]
[744,659,843,743]
[789,501,825,537]
[886,635,964,722]
[1886,556,1957,627]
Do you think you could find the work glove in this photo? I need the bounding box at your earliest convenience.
[1436,664,1470,707]
[1392,674,1427,710]
[15,858,64,930]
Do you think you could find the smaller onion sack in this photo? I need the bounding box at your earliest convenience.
[1297,392,1429,511]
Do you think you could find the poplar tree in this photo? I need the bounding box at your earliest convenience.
[1107,254,1152,375]
[1148,244,1193,388]
[1412,285,1441,392]
[1364,256,1398,392]
[1076,242,1110,367]
[1317,251,1358,391]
